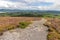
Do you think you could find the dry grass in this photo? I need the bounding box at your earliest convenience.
[44,18,60,40]
[0,17,41,32]
[46,18,60,33]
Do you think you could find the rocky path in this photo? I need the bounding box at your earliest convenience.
[0,18,48,40]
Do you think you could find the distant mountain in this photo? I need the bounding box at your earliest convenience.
[0,9,21,12]
[0,9,60,14]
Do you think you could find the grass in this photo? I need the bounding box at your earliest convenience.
[0,21,31,32]
[45,20,60,40]
[0,17,41,36]
[18,21,31,29]
[0,25,15,32]
[41,14,60,19]
[0,21,31,36]
[6,25,16,30]
[0,17,41,31]
[47,27,60,40]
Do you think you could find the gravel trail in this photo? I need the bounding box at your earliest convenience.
[0,18,48,40]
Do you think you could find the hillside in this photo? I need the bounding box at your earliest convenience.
[0,18,48,40]
[44,18,60,40]
[0,17,41,32]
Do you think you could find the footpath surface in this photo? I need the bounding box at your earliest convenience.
[0,18,48,40]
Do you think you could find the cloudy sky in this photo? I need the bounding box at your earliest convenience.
[0,0,60,10]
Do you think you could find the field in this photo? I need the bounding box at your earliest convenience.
[0,17,41,32]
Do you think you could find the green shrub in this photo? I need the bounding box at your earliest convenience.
[18,22,31,29]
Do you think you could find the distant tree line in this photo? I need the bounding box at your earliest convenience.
[0,12,60,18]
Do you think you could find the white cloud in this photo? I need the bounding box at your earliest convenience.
[0,0,60,10]
[0,0,27,9]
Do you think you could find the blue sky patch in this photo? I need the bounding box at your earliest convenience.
[28,2,53,6]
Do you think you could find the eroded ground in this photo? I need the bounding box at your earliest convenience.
[0,18,48,40]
